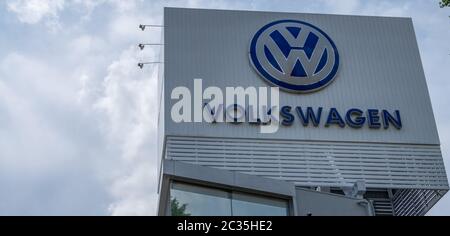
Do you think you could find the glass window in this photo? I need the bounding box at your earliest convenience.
[169,181,289,216]
[170,182,231,216]
[232,192,289,216]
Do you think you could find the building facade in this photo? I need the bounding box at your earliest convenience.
[157,8,448,216]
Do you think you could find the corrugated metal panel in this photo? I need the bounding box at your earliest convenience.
[393,189,447,216]
[372,199,394,216]
[364,190,394,216]
[165,136,448,189]
[164,8,440,145]
[162,8,449,216]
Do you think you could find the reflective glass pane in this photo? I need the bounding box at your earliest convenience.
[231,192,288,216]
[170,182,232,216]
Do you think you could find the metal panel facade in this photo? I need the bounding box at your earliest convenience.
[164,8,440,145]
[165,136,448,189]
[160,8,448,215]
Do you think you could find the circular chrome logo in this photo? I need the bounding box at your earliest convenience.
[249,20,339,93]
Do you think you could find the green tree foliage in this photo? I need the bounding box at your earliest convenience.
[171,197,191,216]
[440,0,450,7]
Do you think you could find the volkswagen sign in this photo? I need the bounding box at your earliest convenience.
[249,19,340,93]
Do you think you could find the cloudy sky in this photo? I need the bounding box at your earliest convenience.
[0,0,449,216]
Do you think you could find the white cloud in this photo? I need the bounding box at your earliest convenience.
[319,0,361,14]
[94,46,159,215]
[71,0,105,12]
[7,0,65,24]
[108,162,158,215]
[69,35,107,58]
[0,52,111,215]
[108,0,141,13]
[5,0,144,31]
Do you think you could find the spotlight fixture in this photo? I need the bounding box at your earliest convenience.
[138,43,164,50]
[139,24,164,31]
[137,62,163,69]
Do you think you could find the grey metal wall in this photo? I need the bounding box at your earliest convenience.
[164,8,440,145]
[161,8,449,214]
[165,136,448,189]
[393,189,447,215]
[295,188,371,216]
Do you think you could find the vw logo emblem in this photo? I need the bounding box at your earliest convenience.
[249,19,339,93]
